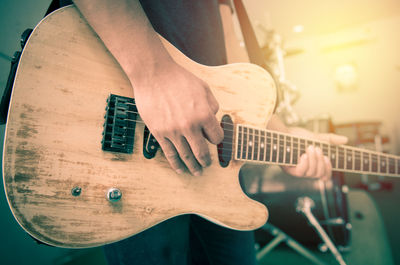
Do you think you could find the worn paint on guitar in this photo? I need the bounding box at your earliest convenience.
[3,6,275,248]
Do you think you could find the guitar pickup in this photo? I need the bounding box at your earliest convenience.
[143,126,159,159]
[102,94,137,154]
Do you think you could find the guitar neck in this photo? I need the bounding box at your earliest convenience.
[234,124,400,177]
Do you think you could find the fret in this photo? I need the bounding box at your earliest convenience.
[338,147,345,169]
[380,155,388,174]
[278,134,284,163]
[292,137,299,164]
[389,157,396,174]
[285,136,292,164]
[306,140,314,150]
[247,128,253,160]
[299,139,306,156]
[290,136,294,164]
[354,150,361,171]
[346,149,353,170]
[362,152,370,172]
[259,130,265,161]
[371,154,378,173]
[242,127,248,160]
[282,135,287,164]
[271,133,278,162]
[237,125,243,159]
[266,131,272,162]
[322,143,329,157]
[254,129,260,161]
[330,145,337,169]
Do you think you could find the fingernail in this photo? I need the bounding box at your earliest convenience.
[176,169,183,175]
[194,171,202,177]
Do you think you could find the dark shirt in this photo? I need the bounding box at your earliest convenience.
[50,0,231,66]
[138,0,229,66]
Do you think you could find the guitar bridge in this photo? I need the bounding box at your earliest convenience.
[102,94,137,153]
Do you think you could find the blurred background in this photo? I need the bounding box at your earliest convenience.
[0,0,399,264]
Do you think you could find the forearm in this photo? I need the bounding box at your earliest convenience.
[73,0,173,88]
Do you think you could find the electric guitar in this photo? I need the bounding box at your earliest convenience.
[3,6,399,248]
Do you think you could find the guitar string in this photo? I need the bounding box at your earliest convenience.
[109,105,400,160]
[106,108,399,165]
[106,107,400,158]
[108,123,396,164]
[106,110,400,159]
[107,121,398,165]
[105,134,397,174]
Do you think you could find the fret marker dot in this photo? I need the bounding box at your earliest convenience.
[273,145,277,150]
[287,147,290,152]
[332,154,335,159]
[249,141,253,147]
[260,143,264,148]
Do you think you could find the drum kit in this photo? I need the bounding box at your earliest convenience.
[239,165,351,265]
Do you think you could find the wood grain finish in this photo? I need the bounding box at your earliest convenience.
[3,6,276,248]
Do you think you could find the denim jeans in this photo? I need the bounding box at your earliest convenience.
[103,215,256,265]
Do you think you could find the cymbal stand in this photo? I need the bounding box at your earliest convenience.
[296,197,347,265]
[256,223,327,265]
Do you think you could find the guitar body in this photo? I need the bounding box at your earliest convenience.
[3,6,276,248]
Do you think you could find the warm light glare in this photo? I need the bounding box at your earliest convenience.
[335,64,358,92]
[293,24,304,33]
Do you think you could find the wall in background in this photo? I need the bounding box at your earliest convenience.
[283,15,400,153]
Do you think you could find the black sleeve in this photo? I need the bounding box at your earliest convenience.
[45,0,73,16]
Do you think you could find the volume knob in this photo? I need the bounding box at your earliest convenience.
[107,188,122,202]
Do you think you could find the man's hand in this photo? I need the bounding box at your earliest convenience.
[267,115,348,179]
[282,128,348,178]
[134,61,224,176]
[74,0,224,176]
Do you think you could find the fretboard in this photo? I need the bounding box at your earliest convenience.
[235,124,400,177]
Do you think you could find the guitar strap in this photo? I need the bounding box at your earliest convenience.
[232,0,279,111]
[232,0,266,68]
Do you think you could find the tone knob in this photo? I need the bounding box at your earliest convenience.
[107,188,122,202]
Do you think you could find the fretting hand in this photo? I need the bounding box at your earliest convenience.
[283,129,348,178]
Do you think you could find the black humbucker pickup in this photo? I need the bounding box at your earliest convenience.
[102,94,137,153]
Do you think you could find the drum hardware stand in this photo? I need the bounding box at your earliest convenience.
[296,197,347,265]
[256,223,327,265]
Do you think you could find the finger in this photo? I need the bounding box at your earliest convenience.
[323,156,333,179]
[205,86,219,114]
[317,133,348,145]
[293,153,309,177]
[158,137,185,174]
[202,115,224,144]
[174,136,202,176]
[315,147,326,178]
[305,146,317,177]
[185,129,212,168]
[282,153,308,177]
